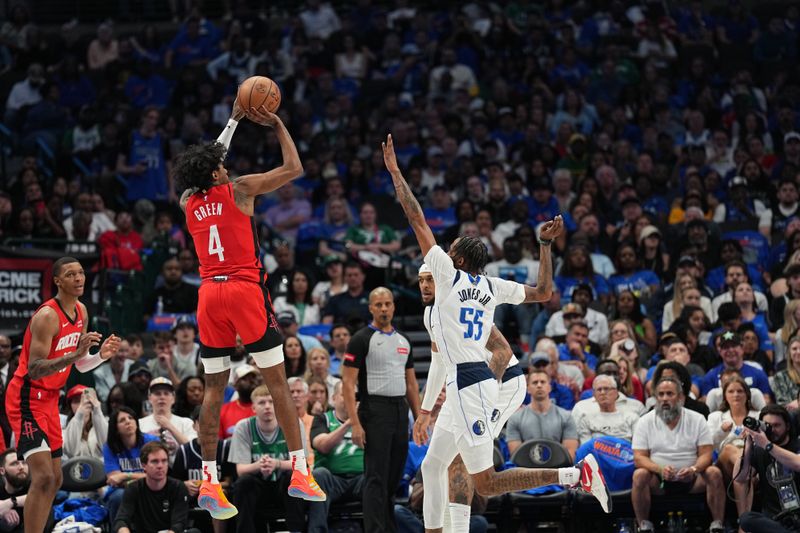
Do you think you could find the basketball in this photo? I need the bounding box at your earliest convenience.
[237,76,281,114]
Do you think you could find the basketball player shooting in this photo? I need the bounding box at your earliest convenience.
[383,134,611,532]
[174,98,325,520]
[6,257,120,533]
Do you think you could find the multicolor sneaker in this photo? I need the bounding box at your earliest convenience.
[288,469,327,502]
[199,481,238,520]
[577,453,612,513]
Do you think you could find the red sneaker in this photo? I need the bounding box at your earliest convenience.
[199,481,238,520]
[578,454,612,513]
[288,469,327,502]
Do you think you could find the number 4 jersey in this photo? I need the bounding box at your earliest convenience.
[424,245,525,369]
[186,183,264,284]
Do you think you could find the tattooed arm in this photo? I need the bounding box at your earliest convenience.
[486,326,513,380]
[382,134,436,257]
[27,307,101,381]
[178,188,197,212]
[522,216,563,304]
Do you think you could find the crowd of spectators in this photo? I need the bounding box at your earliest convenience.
[3,0,800,530]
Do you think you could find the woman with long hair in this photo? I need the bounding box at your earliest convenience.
[63,386,108,460]
[273,269,321,326]
[662,274,713,331]
[611,290,657,353]
[283,334,307,378]
[775,300,800,370]
[555,244,610,307]
[604,320,647,383]
[675,305,713,347]
[304,346,340,399]
[174,375,205,418]
[318,197,356,260]
[636,223,669,279]
[306,375,330,415]
[312,256,346,309]
[102,407,159,520]
[771,336,800,408]
[105,382,143,418]
[707,376,760,480]
[609,353,645,402]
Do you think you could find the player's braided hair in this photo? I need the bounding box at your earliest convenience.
[173,141,227,192]
[450,236,489,275]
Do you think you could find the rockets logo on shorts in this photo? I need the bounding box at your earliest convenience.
[472,420,486,436]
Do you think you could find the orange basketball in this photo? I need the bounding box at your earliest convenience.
[237,76,281,114]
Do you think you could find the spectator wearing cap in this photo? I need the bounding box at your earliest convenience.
[575,374,640,445]
[261,184,311,246]
[322,262,371,326]
[700,332,773,402]
[63,385,107,461]
[506,368,578,459]
[711,260,769,318]
[770,131,800,181]
[138,377,197,467]
[276,310,324,353]
[763,178,800,242]
[127,361,153,411]
[485,236,540,346]
[423,185,456,235]
[637,224,670,280]
[720,175,771,226]
[529,352,575,410]
[554,243,611,308]
[311,255,346,310]
[273,269,322,327]
[705,240,765,297]
[547,295,609,347]
[219,365,260,439]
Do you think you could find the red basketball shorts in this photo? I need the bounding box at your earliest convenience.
[6,377,63,459]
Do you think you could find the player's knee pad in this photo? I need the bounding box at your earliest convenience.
[251,345,284,369]
[202,355,231,374]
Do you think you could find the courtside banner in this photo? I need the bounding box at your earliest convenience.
[0,258,54,328]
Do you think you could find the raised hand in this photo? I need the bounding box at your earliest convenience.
[231,97,246,121]
[77,333,102,357]
[248,105,280,128]
[99,334,121,360]
[539,215,564,241]
[382,134,400,174]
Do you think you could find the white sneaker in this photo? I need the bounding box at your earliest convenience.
[578,453,612,513]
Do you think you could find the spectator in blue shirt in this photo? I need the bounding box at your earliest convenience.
[608,242,661,314]
[530,352,575,410]
[557,321,599,372]
[555,244,610,307]
[164,16,217,69]
[526,177,562,227]
[700,331,773,401]
[124,60,171,109]
[423,185,456,235]
[103,406,160,522]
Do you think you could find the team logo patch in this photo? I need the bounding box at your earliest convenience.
[472,420,486,436]
[490,409,500,423]
[397,347,409,355]
[529,443,553,465]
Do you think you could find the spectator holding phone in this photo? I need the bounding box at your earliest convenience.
[63,385,108,460]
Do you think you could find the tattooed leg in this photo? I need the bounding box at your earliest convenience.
[448,455,473,505]
[200,369,230,460]
[472,467,559,497]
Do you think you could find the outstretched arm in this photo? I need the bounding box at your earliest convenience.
[233,108,303,197]
[522,216,563,304]
[383,134,436,257]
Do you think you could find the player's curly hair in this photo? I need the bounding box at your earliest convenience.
[450,236,489,275]
[172,141,226,192]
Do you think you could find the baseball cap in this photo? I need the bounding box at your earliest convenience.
[620,195,641,207]
[719,330,742,347]
[498,107,514,117]
[128,360,152,378]
[418,263,432,275]
[638,225,661,245]
[562,302,584,316]
[569,133,587,145]
[427,145,443,158]
[729,176,748,189]
[171,315,197,333]
[277,311,297,327]
[572,283,594,299]
[323,254,343,267]
[234,365,259,381]
[531,176,553,191]
[530,352,550,366]
[66,385,88,400]
[785,131,800,144]
[149,376,174,393]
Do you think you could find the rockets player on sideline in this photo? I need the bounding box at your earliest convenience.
[383,134,610,533]
[174,100,325,520]
[416,263,524,532]
[6,257,121,532]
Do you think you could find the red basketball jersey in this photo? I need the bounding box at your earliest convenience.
[14,298,84,390]
[186,183,264,284]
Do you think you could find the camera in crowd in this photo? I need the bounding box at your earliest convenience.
[743,416,773,439]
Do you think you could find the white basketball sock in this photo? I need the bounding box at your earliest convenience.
[449,503,471,532]
[557,466,581,486]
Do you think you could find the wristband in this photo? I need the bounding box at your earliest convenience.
[216,119,239,150]
[539,239,553,246]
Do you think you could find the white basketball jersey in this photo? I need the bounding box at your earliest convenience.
[424,246,525,369]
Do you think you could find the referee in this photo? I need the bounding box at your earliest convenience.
[342,287,421,533]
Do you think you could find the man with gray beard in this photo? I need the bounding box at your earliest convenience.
[631,378,726,533]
